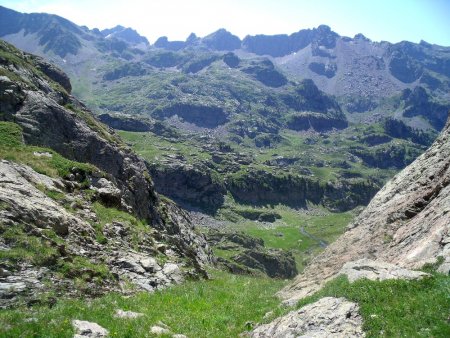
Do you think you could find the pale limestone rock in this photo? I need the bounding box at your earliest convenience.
[150,326,171,335]
[72,320,108,338]
[339,259,430,282]
[114,309,144,319]
[251,297,364,338]
[163,263,184,284]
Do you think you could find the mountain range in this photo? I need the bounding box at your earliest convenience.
[1,5,450,337]
[1,5,448,214]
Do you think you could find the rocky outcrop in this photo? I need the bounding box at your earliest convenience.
[227,169,378,211]
[383,118,435,147]
[339,259,430,282]
[33,57,72,93]
[241,59,287,88]
[0,160,82,237]
[0,40,213,307]
[98,113,178,138]
[233,249,297,279]
[0,160,208,307]
[349,143,424,169]
[102,62,148,81]
[149,162,225,212]
[99,113,152,131]
[250,297,364,337]
[278,115,450,305]
[72,320,108,338]
[206,230,297,278]
[309,62,337,78]
[207,231,264,249]
[401,87,450,131]
[153,103,228,128]
[286,112,348,132]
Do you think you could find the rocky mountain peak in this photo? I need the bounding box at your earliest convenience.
[101,25,149,45]
[202,28,241,51]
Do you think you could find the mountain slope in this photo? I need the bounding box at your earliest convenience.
[0,5,446,215]
[0,39,211,307]
[278,115,450,304]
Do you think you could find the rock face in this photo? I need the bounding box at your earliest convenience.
[227,169,378,211]
[241,59,287,88]
[148,162,226,212]
[233,249,297,279]
[0,161,82,237]
[0,40,212,307]
[0,159,205,307]
[339,259,430,283]
[206,230,297,278]
[202,28,241,51]
[250,297,364,338]
[279,116,450,304]
[153,103,229,128]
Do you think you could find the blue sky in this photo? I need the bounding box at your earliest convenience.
[1,0,449,45]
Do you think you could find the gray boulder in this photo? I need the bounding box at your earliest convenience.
[250,297,364,337]
[339,259,430,282]
[72,320,108,338]
[114,309,144,319]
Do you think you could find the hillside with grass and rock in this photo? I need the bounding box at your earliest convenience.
[0,4,450,337]
[1,5,447,220]
[0,39,212,309]
[250,113,450,338]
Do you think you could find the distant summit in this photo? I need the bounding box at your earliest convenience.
[242,25,339,57]
[202,29,241,51]
[101,25,149,46]
[0,5,84,57]
[0,6,149,57]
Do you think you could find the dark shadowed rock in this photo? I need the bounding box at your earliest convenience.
[153,103,228,128]
[233,249,297,279]
[241,59,287,87]
[202,29,241,51]
[222,52,240,68]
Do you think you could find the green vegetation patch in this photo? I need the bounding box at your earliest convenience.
[0,223,60,267]
[0,270,286,337]
[295,273,450,337]
[0,121,23,147]
[220,205,354,271]
[91,202,153,248]
[0,122,95,179]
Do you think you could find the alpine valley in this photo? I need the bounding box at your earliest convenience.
[0,5,449,338]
